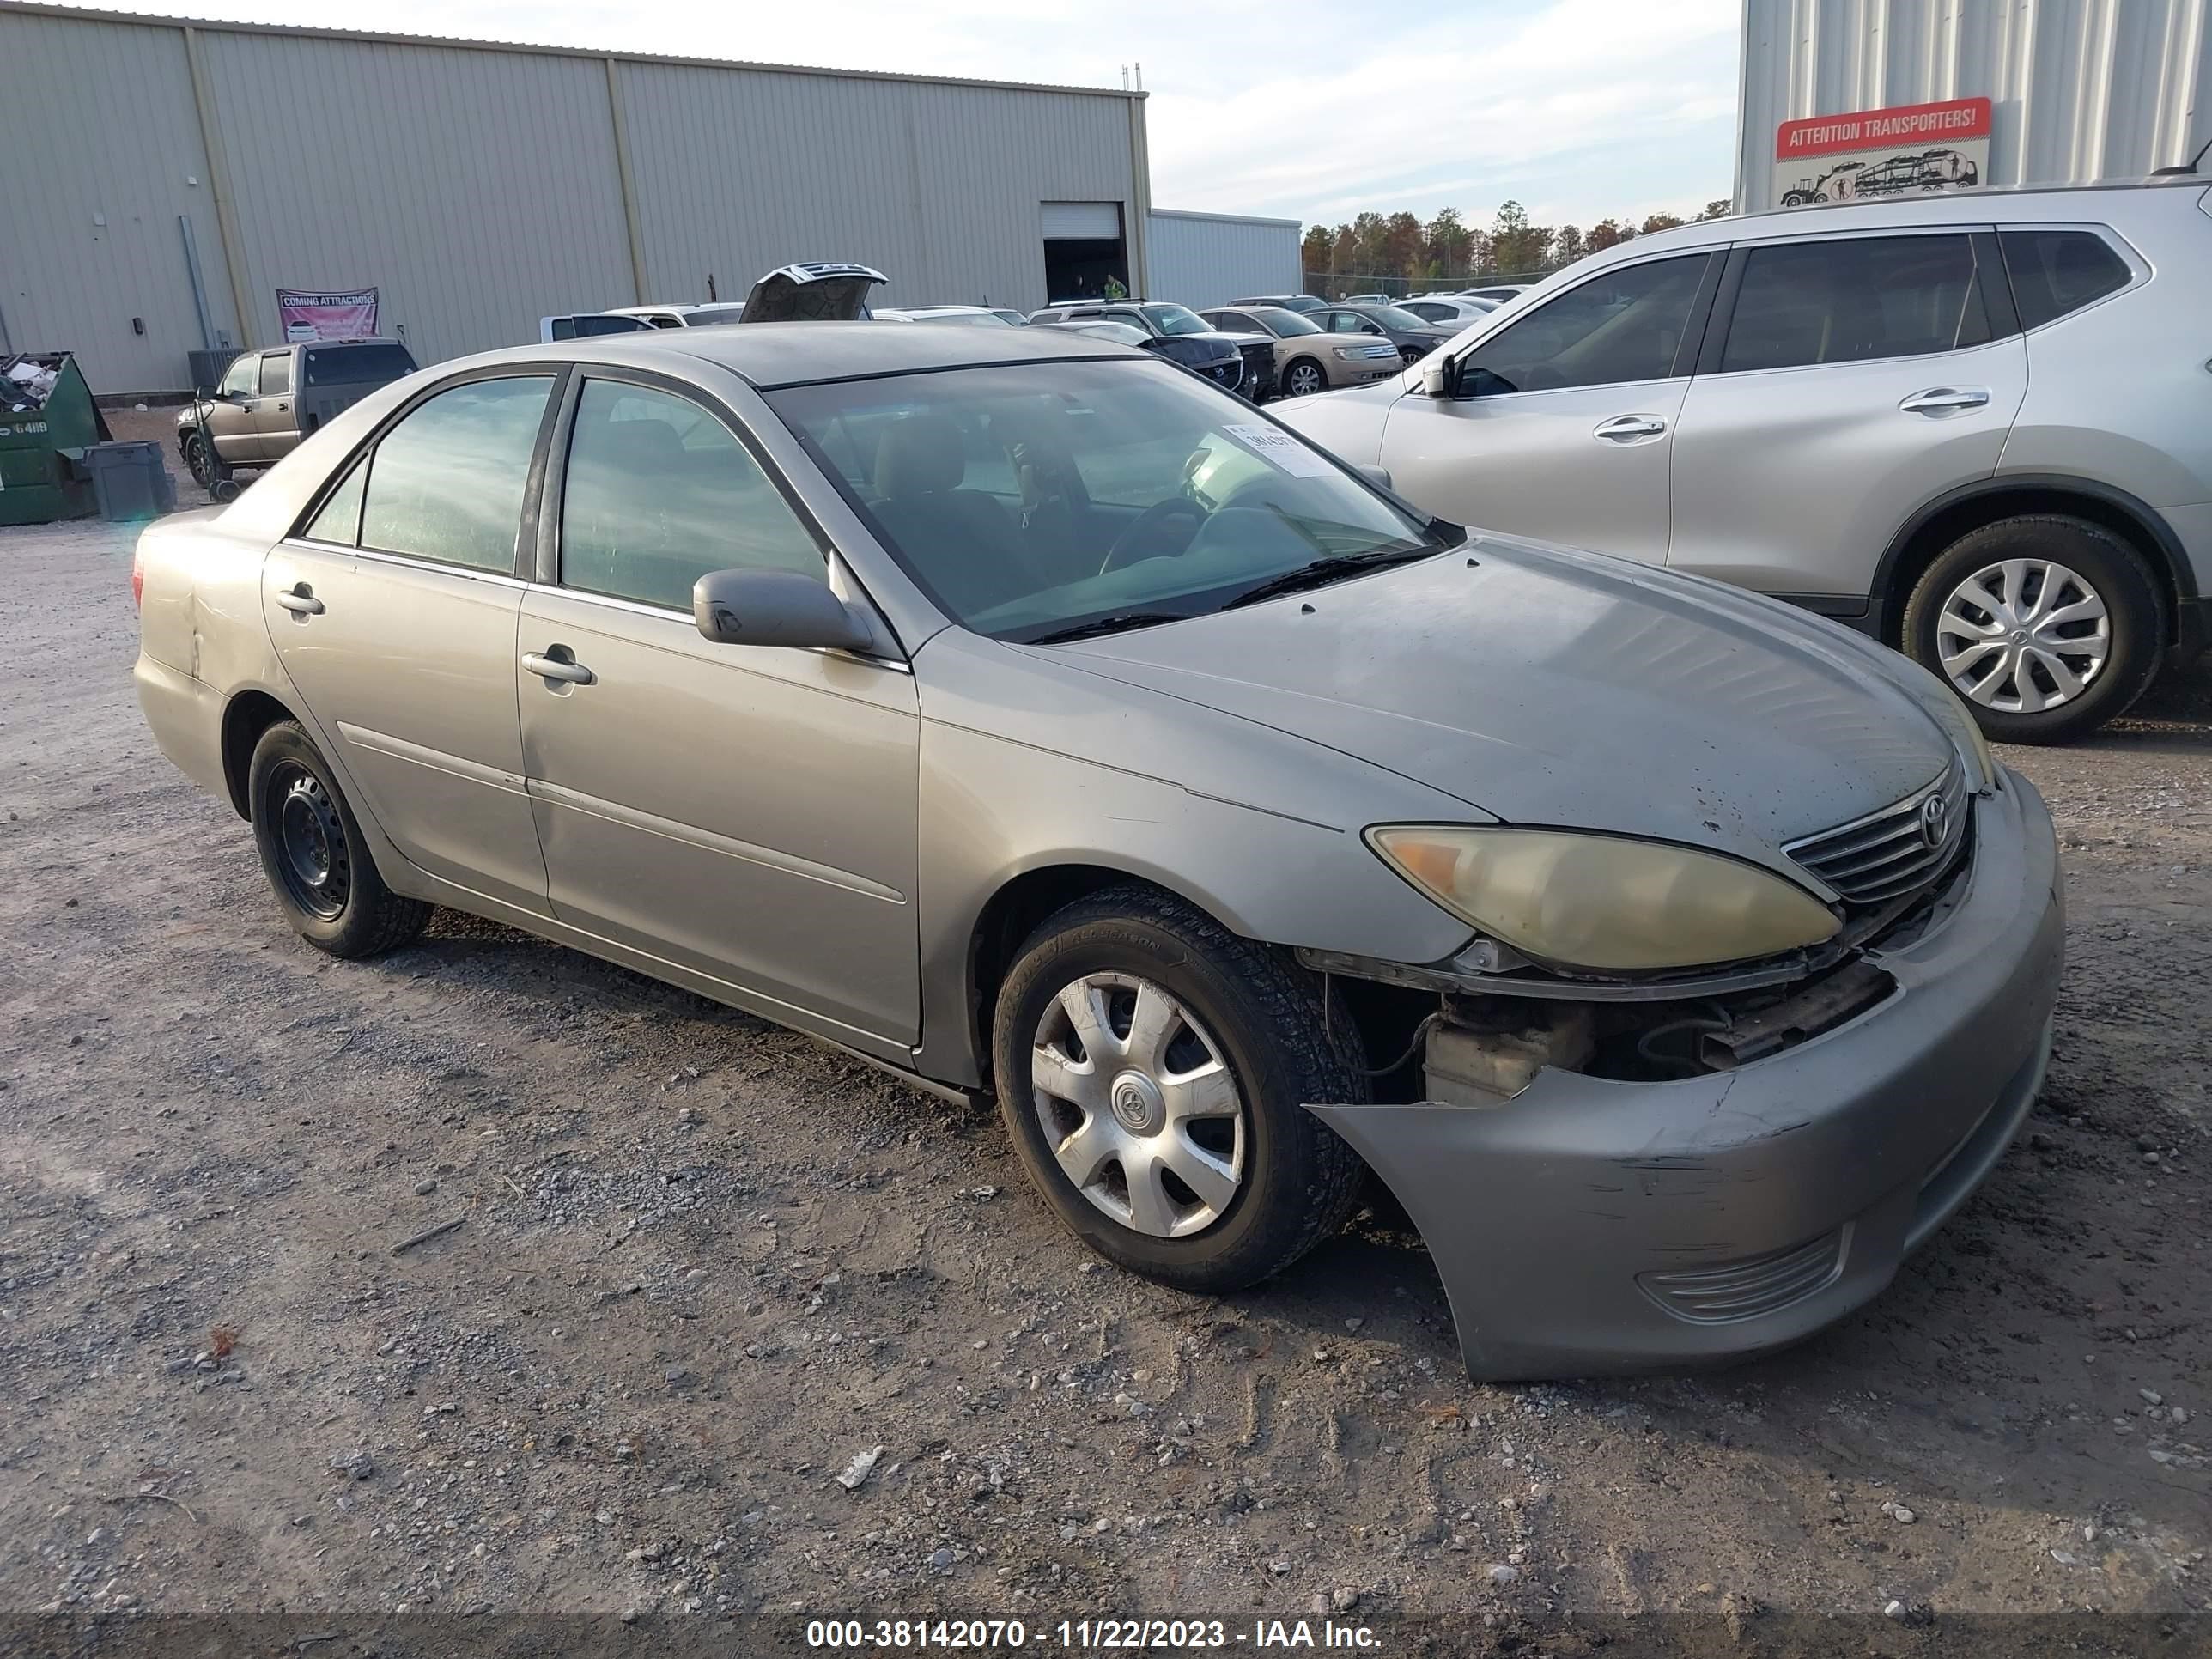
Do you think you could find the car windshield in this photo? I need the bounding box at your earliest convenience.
[301,343,416,386]
[767,358,1448,641]
[1361,306,1431,331]
[1251,307,1322,336]
[1141,305,1212,337]
[682,306,750,327]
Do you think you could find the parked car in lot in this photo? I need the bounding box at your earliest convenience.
[177,338,417,489]
[540,264,890,341]
[1198,304,1397,398]
[876,305,1019,327]
[1309,302,1455,368]
[1028,319,1244,390]
[1227,293,1328,314]
[1028,301,1275,398]
[1397,295,1498,328]
[1460,284,1530,304]
[1276,180,2212,743]
[132,321,2059,1380]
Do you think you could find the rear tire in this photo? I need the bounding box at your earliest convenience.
[989,884,1366,1294]
[246,720,429,957]
[1900,515,2163,744]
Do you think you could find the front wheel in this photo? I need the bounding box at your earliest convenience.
[1900,515,2163,744]
[1281,358,1328,398]
[989,884,1366,1293]
[180,431,228,491]
[247,720,430,957]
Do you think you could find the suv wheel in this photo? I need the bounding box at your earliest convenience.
[1901,515,2162,744]
[989,884,1365,1293]
[1282,358,1328,398]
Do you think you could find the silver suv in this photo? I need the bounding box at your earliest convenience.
[1277,179,2212,743]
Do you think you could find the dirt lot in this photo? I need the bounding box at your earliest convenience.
[2,514,2207,1653]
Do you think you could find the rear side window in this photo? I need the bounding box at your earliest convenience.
[1721,234,1991,372]
[303,460,366,545]
[558,380,824,610]
[359,376,553,573]
[2001,230,2131,329]
[258,352,294,397]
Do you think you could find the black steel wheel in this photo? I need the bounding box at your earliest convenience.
[246,720,430,957]
[264,761,351,921]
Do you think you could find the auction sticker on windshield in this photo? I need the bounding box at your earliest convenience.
[1224,422,1335,478]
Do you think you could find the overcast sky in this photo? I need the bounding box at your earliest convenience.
[78,0,1743,230]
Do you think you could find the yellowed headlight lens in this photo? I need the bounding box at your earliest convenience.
[1368,826,1840,973]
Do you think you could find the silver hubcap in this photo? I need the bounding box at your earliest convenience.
[1289,365,1321,395]
[1030,973,1245,1238]
[1936,556,2110,714]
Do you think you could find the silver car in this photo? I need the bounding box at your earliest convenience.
[1278,179,2212,744]
[132,324,2061,1379]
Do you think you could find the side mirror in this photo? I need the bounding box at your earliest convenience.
[1419,356,1462,398]
[1361,324,1384,335]
[693,568,875,652]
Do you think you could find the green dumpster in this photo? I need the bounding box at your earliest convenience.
[0,353,112,526]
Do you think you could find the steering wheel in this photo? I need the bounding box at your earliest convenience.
[1099,496,1207,574]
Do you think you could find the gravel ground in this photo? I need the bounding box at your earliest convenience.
[2,515,2206,1652]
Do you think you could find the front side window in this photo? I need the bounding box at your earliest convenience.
[769,358,1446,640]
[2000,229,2130,329]
[219,355,258,398]
[258,352,294,397]
[358,376,553,573]
[1720,235,1990,373]
[1461,254,1711,392]
[558,380,823,610]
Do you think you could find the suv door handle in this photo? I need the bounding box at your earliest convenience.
[522,651,595,686]
[1593,415,1668,442]
[275,584,324,616]
[1899,386,1990,416]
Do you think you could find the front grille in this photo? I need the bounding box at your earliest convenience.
[1638,1226,1849,1324]
[1785,760,1969,908]
[1205,357,1243,391]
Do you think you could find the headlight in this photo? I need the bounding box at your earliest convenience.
[1330,345,1365,360]
[1366,826,1840,973]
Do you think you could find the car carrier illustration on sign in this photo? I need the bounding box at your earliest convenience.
[1782,146,1981,205]
[1771,96,1991,210]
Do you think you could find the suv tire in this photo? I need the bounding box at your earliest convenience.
[989,884,1366,1293]
[1901,515,2163,744]
[247,720,431,957]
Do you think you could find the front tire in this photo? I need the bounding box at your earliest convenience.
[1282,358,1328,398]
[989,884,1366,1293]
[181,431,228,491]
[247,721,430,957]
[1900,515,2162,744]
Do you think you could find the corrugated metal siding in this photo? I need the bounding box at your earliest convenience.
[198,30,637,366]
[0,10,231,392]
[616,64,1139,312]
[1739,0,2212,204]
[1145,210,1302,308]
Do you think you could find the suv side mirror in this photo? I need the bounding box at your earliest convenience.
[1419,356,1462,398]
[694,568,875,652]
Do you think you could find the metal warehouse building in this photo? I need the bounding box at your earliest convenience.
[1146,210,1302,309]
[0,3,1173,398]
[1738,0,2211,210]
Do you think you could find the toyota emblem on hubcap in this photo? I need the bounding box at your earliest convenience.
[1919,793,1948,850]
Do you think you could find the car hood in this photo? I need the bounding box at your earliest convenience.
[1030,534,1955,870]
[739,262,888,323]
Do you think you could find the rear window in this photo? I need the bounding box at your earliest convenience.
[303,343,417,387]
[2000,230,2131,330]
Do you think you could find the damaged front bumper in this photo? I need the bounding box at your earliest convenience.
[1306,769,2063,1382]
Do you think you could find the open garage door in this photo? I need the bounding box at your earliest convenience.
[1042,201,1127,302]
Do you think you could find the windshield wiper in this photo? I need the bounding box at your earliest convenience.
[1024,611,1188,645]
[1220,546,1437,610]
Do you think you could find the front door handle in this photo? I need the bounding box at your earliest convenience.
[522,651,595,686]
[1899,386,1990,416]
[1593,414,1668,442]
[274,401,289,412]
[275,584,324,616]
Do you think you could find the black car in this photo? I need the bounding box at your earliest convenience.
[1027,301,1276,398]
[1025,319,1249,393]
[1309,302,1455,367]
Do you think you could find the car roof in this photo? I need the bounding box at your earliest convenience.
[447,319,1151,391]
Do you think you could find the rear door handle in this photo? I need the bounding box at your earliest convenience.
[1593,415,1668,442]
[275,584,324,616]
[522,651,595,686]
[1899,386,1990,416]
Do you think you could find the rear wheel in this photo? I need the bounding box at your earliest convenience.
[247,720,429,957]
[989,884,1365,1293]
[1901,515,2162,744]
[1282,358,1328,398]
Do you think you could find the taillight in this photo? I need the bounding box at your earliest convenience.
[131,545,145,608]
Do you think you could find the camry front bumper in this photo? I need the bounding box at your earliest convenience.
[1307,769,2063,1382]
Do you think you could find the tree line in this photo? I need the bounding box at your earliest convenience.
[1300,198,1735,289]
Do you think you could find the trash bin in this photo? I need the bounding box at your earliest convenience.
[86,440,178,521]
[0,351,110,526]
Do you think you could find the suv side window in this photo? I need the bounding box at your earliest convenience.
[258,352,294,397]
[1460,253,1711,392]
[2000,229,2130,329]
[1720,234,1991,373]
[359,376,554,573]
[558,380,824,611]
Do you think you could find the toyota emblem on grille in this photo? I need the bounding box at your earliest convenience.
[1918,793,1948,849]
